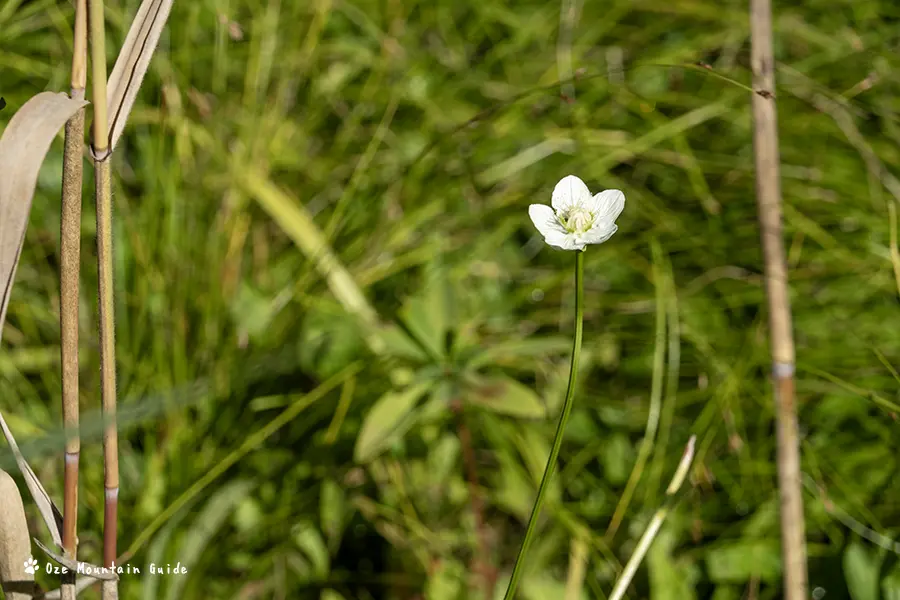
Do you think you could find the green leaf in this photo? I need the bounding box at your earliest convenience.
[706,540,782,584]
[294,521,330,579]
[321,591,347,600]
[320,480,345,552]
[465,337,572,371]
[376,323,430,362]
[399,260,454,360]
[465,374,546,418]
[844,541,881,600]
[354,381,433,462]
[882,563,900,600]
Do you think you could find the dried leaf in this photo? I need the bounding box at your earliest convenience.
[0,411,64,547]
[33,539,118,582]
[0,91,89,343]
[0,469,38,600]
[107,0,174,151]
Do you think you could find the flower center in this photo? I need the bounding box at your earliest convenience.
[563,208,593,234]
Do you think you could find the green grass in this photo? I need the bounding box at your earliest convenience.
[2,0,900,598]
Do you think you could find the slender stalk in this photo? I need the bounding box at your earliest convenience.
[61,3,88,600]
[88,1,119,597]
[749,1,808,598]
[503,250,584,600]
[607,436,696,600]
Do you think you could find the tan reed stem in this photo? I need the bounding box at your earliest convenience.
[749,1,808,598]
[61,3,88,599]
[87,0,119,597]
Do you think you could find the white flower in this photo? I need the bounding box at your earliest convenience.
[529,175,625,251]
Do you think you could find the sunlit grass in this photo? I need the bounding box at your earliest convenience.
[2,0,899,598]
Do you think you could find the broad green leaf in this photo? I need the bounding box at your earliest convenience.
[423,256,455,341]
[465,337,571,371]
[320,480,345,552]
[321,591,347,600]
[377,323,429,362]
[465,374,545,419]
[354,381,433,462]
[706,540,782,584]
[400,291,446,360]
[844,541,880,600]
[294,522,330,579]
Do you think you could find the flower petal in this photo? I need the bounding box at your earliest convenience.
[581,223,618,245]
[551,175,592,213]
[585,189,625,225]
[529,204,566,237]
[545,230,581,250]
[530,204,580,250]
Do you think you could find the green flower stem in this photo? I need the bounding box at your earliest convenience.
[503,249,584,600]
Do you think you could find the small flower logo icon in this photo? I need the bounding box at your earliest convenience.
[24,557,38,575]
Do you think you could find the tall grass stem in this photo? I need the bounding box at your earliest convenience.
[749,0,808,598]
[87,1,119,597]
[60,3,87,588]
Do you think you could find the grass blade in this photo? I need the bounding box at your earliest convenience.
[106,0,175,151]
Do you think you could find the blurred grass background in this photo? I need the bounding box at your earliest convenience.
[2,0,900,598]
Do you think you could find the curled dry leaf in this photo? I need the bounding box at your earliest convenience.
[107,0,175,151]
[1,91,89,342]
[33,539,118,582]
[0,469,38,600]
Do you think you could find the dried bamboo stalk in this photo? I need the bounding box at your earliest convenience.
[748,1,808,598]
[87,1,119,598]
[60,4,88,600]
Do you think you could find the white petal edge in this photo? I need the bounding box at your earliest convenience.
[581,223,618,245]
[586,189,625,224]
[545,230,581,250]
[529,204,566,238]
[551,175,592,214]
